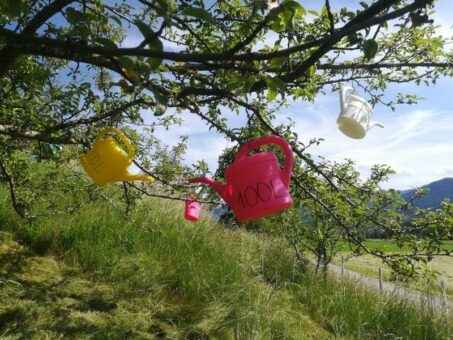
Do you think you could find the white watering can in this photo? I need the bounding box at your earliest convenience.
[337,86,384,139]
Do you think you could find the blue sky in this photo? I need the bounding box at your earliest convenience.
[127,0,453,190]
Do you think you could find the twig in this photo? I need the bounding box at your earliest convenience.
[126,182,222,204]
[325,0,335,34]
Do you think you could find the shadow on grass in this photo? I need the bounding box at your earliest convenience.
[0,236,170,339]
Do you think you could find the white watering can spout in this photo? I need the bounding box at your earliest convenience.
[369,121,384,129]
[339,86,354,114]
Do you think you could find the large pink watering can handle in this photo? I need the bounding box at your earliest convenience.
[235,135,294,188]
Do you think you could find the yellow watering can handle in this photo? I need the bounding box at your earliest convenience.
[96,127,136,160]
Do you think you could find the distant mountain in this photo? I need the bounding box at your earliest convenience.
[400,178,453,209]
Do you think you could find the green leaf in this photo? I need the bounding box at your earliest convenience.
[4,0,27,17]
[294,87,303,98]
[305,65,316,77]
[270,1,305,33]
[264,77,277,101]
[347,33,360,46]
[229,74,256,94]
[272,77,286,92]
[135,20,154,40]
[254,0,268,11]
[118,79,133,93]
[123,68,140,84]
[362,39,378,60]
[66,7,84,24]
[267,87,277,101]
[264,76,285,101]
[269,56,287,69]
[95,37,117,49]
[280,9,295,31]
[227,75,247,90]
[359,1,369,9]
[284,0,306,17]
[147,38,163,71]
[117,56,136,70]
[150,87,168,116]
[271,15,286,32]
[181,7,216,24]
[156,0,172,18]
[134,21,163,70]
[109,15,122,27]
[242,75,257,93]
[268,7,281,20]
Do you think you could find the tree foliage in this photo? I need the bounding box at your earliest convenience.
[0,0,452,276]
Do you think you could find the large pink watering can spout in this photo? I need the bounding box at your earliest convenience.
[189,135,294,223]
[189,177,226,197]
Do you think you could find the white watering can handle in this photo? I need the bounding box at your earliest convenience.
[339,86,354,113]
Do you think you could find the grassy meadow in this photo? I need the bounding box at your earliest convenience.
[339,239,453,254]
[0,191,451,339]
[335,253,453,299]
[335,240,453,299]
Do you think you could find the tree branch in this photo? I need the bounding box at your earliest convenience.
[0,158,34,220]
[0,124,80,144]
[282,0,430,82]
[0,0,75,75]
[0,0,430,73]
[226,14,271,55]
[46,98,146,132]
[317,62,453,70]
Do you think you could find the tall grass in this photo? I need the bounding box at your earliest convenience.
[0,191,451,339]
[294,272,448,339]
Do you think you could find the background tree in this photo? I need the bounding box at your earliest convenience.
[0,0,452,275]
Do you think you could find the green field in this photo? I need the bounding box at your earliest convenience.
[336,240,453,299]
[339,239,453,254]
[0,194,451,339]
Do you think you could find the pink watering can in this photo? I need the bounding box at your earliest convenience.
[189,135,294,223]
[185,195,202,222]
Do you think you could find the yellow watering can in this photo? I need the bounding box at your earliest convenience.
[80,127,155,186]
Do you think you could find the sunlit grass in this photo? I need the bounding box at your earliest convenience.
[0,192,451,338]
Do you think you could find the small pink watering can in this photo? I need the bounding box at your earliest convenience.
[189,135,294,222]
[185,195,202,222]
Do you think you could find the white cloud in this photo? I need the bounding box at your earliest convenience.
[431,1,453,39]
[183,135,230,170]
[140,108,244,172]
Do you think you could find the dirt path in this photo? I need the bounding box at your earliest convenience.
[326,262,453,314]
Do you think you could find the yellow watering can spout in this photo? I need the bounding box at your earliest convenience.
[80,127,155,186]
[124,173,155,183]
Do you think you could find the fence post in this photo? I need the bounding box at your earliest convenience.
[379,267,383,292]
[341,255,344,278]
[440,280,448,323]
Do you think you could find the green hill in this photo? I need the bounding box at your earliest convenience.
[0,192,450,339]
